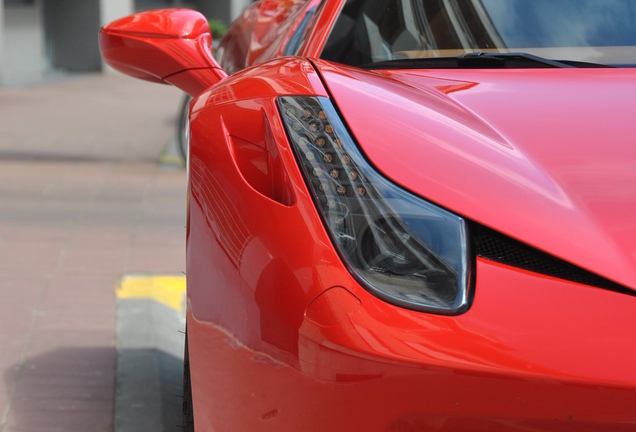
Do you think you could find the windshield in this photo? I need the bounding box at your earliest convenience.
[320,0,636,67]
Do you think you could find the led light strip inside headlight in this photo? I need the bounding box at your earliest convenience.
[278,96,471,315]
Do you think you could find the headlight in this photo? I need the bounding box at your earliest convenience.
[278,96,472,315]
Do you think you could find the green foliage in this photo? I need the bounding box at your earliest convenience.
[208,19,227,39]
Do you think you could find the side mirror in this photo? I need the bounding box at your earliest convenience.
[99,9,227,96]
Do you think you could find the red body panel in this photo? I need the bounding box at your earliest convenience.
[187,260,636,431]
[186,57,636,431]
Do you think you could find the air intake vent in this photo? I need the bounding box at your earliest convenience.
[472,225,633,296]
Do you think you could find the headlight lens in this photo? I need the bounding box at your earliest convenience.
[278,96,471,315]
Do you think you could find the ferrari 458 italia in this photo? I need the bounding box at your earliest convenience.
[99,0,636,430]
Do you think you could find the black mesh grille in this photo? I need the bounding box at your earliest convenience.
[472,225,634,296]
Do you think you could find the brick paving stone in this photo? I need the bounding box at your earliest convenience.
[0,73,185,432]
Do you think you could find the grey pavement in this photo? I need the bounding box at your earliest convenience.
[0,73,186,431]
[116,298,185,432]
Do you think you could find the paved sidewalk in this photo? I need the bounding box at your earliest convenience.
[115,276,186,432]
[0,73,186,431]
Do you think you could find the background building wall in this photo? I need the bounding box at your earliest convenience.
[1,1,46,86]
[0,1,4,84]
[101,0,134,25]
[45,0,103,73]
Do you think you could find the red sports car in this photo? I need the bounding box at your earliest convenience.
[100,1,636,430]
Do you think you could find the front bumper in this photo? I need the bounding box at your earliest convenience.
[187,258,636,431]
[186,86,636,432]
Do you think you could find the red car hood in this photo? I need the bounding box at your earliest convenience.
[316,61,636,291]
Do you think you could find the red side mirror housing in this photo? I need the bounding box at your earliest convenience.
[99,9,227,96]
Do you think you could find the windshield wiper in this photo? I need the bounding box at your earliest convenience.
[361,52,614,70]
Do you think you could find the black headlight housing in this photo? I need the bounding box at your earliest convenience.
[278,96,472,315]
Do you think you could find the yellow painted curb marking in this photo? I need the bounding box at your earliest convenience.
[116,275,186,313]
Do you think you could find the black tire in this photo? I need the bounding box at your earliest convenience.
[177,95,192,166]
[182,330,195,432]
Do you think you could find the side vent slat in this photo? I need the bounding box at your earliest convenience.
[227,112,295,207]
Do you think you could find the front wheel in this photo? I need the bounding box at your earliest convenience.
[182,330,195,432]
[177,95,192,166]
